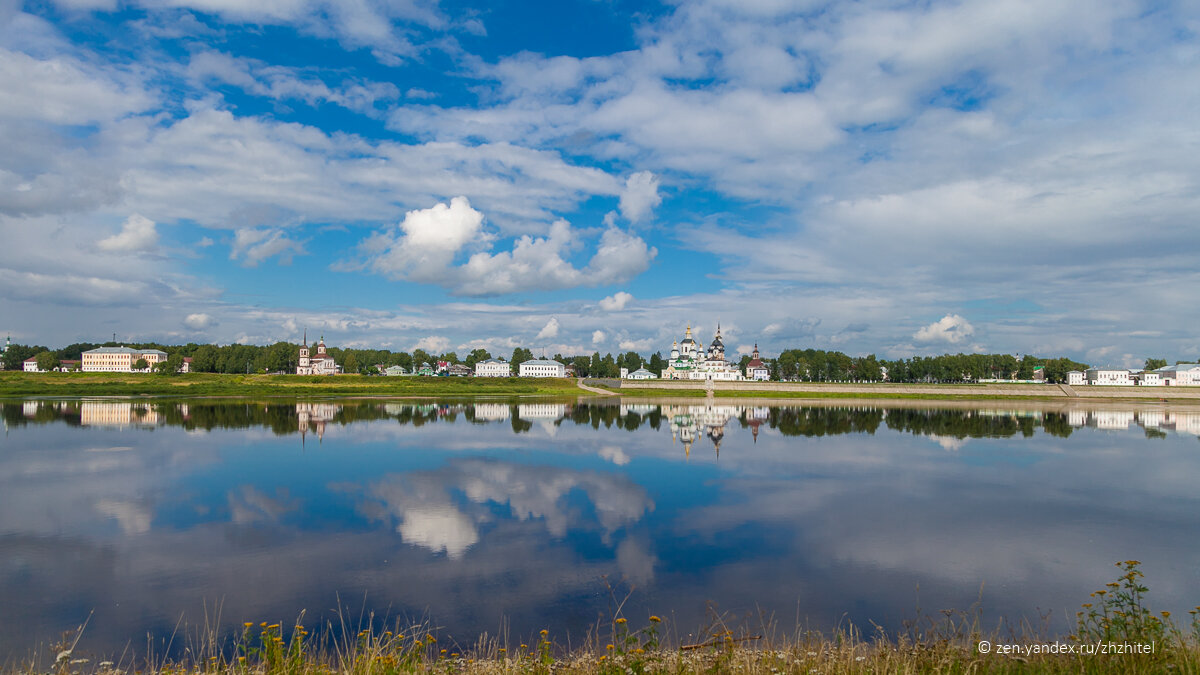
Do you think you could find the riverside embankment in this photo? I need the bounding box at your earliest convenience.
[614,379,1200,401]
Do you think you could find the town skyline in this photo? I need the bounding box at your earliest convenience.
[2,1,1197,369]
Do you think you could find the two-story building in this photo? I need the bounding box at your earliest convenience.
[518,359,566,378]
[81,346,168,372]
[474,358,511,377]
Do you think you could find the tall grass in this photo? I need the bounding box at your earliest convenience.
[7,562,1199,674]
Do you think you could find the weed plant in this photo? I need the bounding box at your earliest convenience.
[7,563,1200,674]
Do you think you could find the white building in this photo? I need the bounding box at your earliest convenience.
[1133,371,1163,386]
[519,359,565,378]
[745,344,770,381]
[296,333,340,375]
[1085,368,1132,386]
[475,358,511,377]
[384,365,407,376]
[81,346,168,372]
[626,367,658,380]
[1066,371,1086,386]
[23,358,40,372]
[661,324,745,381]
[1157,363,1200,386]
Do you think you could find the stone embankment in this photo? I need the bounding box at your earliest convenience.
[618,380,1200,400]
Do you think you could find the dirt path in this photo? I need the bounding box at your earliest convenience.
[576,378,618,396]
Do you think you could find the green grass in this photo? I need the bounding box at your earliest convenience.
[605,386,1068,401]
[0,372,586,399]
[10,563,1200,674]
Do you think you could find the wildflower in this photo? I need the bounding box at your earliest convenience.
[649,616,661,623]
[607,644,615,651]
[498,648,506,654]
[243,622,253,628]
[616,618,627,625]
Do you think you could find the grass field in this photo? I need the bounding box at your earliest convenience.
[0,372,584,398]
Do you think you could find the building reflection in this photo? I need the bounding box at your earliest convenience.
[297,402,340,443]
[80,401,160,428]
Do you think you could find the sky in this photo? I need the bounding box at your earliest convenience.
[0,0,1197,366]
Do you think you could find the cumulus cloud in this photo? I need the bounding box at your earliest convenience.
[362,198,655,296]
[184,313,214,330]
[914,314,975,344]
[599,291,633,311]
[592,330,606,345]
[535,317,559,340]
[618,171,661,223]
[97,214,158,253]
[412,335,449,353]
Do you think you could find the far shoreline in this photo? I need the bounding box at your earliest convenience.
[3,371,1200,405]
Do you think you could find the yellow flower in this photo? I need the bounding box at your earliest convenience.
[616,618,627,625]
[649,616,661,623]
[243,622,253,628]
[607,644,614,651]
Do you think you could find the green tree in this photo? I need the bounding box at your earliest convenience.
[510,347,533,370]
[3,344,45,370]
[1145,358,1167,371]
[34,351,59,372]
[465,348,491,368]
[153,354,184,374]
[133,358,149,371]
[648,351,664,376]
[343,352,359,374]
[601,352,618,377]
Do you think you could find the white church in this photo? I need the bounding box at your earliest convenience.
[661,324,745,381]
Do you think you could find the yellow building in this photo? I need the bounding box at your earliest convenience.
[81,346,168,372]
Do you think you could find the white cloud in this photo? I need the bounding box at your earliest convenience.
[412,335,450,353]
[598,446,630,466]
[229,227,305,266]
[97,214,158,253]
[914,314,975,344]
[361,199,655,296]
[599,291,633,312]
[184,313,214,330]
[592,330,606,345]
[535,317,559,340]
[367,196,487,281]
[618,171,661,223]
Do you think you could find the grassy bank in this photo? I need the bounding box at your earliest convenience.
[0,372,583,398]
[603,386,1069,401]
[10,563,1200,675]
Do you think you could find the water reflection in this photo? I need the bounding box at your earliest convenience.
[9,400,1200,446]
[2,398,1199,661]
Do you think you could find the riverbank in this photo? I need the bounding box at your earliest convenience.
[0,372,582,398]
[613,379,1200,402]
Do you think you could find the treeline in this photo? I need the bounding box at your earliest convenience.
[7,339,1176,384]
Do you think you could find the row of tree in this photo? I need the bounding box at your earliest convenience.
[2,339,1184,384]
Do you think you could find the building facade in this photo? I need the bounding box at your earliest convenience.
[661,324,744,381]
[519,359,566,377]
[81,346,168,372]
[1157,363,1200,386]
[475,358,511,377]
[745,344,770,381]
[1085,368,1131,386]
[296,333,340,375]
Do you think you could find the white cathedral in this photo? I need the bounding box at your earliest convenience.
[661,324,745,381]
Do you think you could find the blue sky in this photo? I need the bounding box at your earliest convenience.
[1,0,1197,365]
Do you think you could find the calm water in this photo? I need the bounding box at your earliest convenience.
[2,398,1199,659]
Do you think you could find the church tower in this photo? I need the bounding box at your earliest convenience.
[297,329,310,374]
